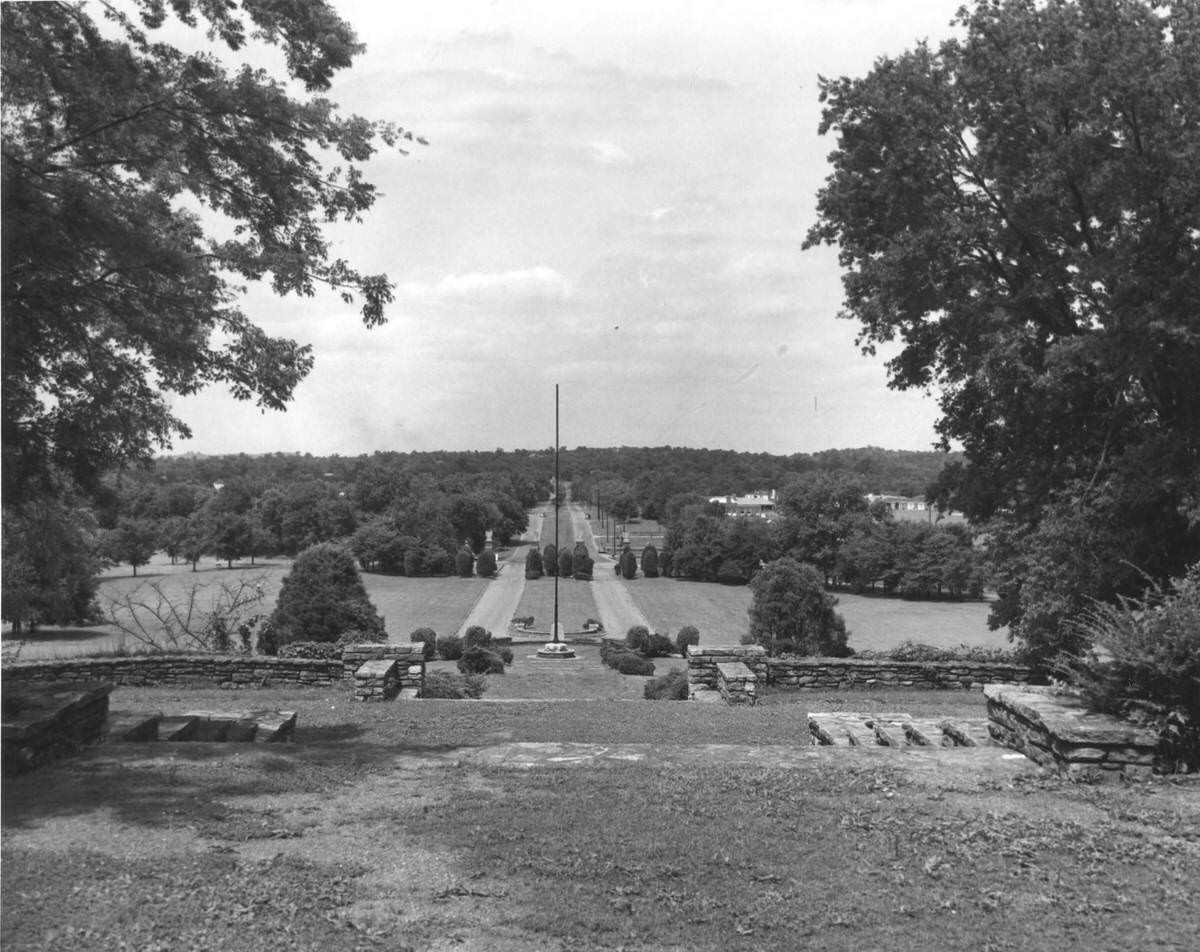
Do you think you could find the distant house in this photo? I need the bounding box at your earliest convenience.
[866,493,966,525]
[708,490,777,520]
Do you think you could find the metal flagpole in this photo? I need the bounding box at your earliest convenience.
[553,383,559,644]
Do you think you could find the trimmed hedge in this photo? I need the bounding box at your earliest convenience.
[437,633,464,661]
[458,646,507,675]
[616,654,655,676]
[422,670,487,699]
[644,668,688,700]
[410,627,437,662]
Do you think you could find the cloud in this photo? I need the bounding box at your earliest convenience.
[586,139,633,165]
[401,266,572,307]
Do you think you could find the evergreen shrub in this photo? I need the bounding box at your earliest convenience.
[644,668,688,700]
[437,633,464,661]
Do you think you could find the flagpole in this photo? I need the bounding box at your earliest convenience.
[553,383,560,644]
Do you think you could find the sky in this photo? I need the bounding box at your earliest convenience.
[167,0,968,457]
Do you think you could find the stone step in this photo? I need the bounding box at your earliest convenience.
[157,716,198,741]
[105,711,162,742]
[809,713,994,750]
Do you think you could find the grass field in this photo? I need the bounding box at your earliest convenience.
[6,554,491,659]
[4,686,1197,952]
[622,576,1011,651]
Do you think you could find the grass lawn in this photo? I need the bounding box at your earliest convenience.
[3,686,1198,952]
[428,645,659,701]
[511,575,600,634]
[622,576,1011,652]
[6,554,488,659]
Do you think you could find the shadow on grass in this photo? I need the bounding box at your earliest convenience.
[0,720,466,833]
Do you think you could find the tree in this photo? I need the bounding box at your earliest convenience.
[269,542,384,645]
[2,495,104,632]
[2,1,420,503]
[476,549,497,578]
[524,546,543,579]
[101,517,159,576]
[542,543,558,578]
[620,548,638,580]
[806,0,1200,657]
[641,544,659,579]
[557,547,574,579]
[747,558,848,657]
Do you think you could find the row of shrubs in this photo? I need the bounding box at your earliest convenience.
[598,624,703,677]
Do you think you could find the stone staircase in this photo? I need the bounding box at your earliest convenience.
[807,712,992,749]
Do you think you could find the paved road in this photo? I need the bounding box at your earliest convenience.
[454,505,546,639]
[569,504,653,637]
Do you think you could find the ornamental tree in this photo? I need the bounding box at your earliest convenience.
[1,1,421,503]
[805,0,1200,657]
[747,558,848,657]
[269,542,384,645]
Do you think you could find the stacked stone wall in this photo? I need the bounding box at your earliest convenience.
[717,662,757,705]
[2,655,347,689]
[686,645,768,699]
[985,685,1160,780]
[341,644,424,691]
[765,657,1041,690]
[2,684,114,775]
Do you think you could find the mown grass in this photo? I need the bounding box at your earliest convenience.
[3,688,1198,952]
[622,576,1010,652]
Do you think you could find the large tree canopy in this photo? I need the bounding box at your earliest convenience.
[1,0,420,502]
[806,0,1200,656]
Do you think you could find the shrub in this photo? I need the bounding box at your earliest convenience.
[455,548,475,578]
[558,548,574,578]
[644,632,675,658]
[644,668,688,700]
[277,641,342,660]
[437,632,464,661]
[458,646,506,675]
[620,549,638,580]
[675,625,700,655]
[497,645,514,665]
[410,627,437,661]
[269,542,385,646]
[747,557,848,657]
[337,629,380,646]
[625,625,651,653]
[542,543,557,577]
[524,548,543,580]
[476,550,497,578]
[422,670,488,699]
[463,625,492,650]
[616,654,655,676]
[856,640,1022,664]
[641,544,659,578]
[1060,565,1200,770]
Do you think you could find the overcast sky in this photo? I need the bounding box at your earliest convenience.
[168,0,966,457]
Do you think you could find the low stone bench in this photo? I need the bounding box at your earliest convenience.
[354,659,400,702]
[717,661,758,705]
[985,684,1159,780]
[106,709,297,743]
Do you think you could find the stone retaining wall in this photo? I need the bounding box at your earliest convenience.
[717,662,757,705]
[2,684,114,775]
[341,644,424,691]
[685,646,1041,703]
[766,657,1041,690]
[985,684,1159,780]
[3,654,350,689]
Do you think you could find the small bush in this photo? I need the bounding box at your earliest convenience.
[497,645,514,665]
[1060,565,1200,771]
[621,549,638,580]
[524,548,543,580]
[625,625,651,653]
[455,549,474,578]
[857,640,1022,664]
[277,641,342,660]
[644,668,688,700]
[422,670,488,699]
[476,550,497,578]
[644,632,675,658]
[458,646,506,675]
[616,654,656,676]
[463,625,492,650]
[437,633,464,661]
[337,629,381,646]
[409,627,437,661]
[675,625,700,655]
